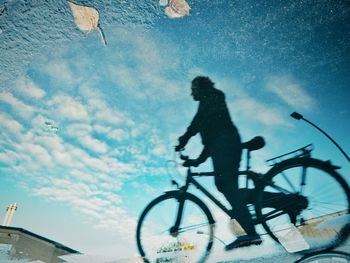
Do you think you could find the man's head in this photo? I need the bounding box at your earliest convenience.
[191,76,215,101]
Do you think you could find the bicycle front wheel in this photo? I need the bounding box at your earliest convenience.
[295,251,350,263]
[136,192,215,263]
[256,158,350,252]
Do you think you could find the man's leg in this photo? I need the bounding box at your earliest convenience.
[210,136,255,235]
[238,189,290,209]
[214,174,262,250]
[216,177,257,235]
[239,189,308,224]
[210,139,262,250]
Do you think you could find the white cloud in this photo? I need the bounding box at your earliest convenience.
[16,142,54,166]
[107,128,130,142]
[69,147,109,172]
[0,91,35,118]
[48,94,89,121]
[32,176,134,237]
[80,135,109,154]
[78,85,103,100]
[79,86,135,127]
[87,98,134,126]
[23,127,75,168]
[100,192,123,204]
[109,65,142,96]
[51,149,75,167]
[14,76,46,99]
[100,155,136,175]
[211,75,291,128]
[130,124,150,138]
[66,123,92,137]
[94,108,126,126]
[266,75,315,110]
[0,112,24,135]
[0,150,18,166]
[150,144,167,156]
[93,124,130,142]
[36,135,66,153]
[66,123,108,154]
[69,169,96,183]
[148,132,168,156]
[108,28,184,101]
[8,132,91,173]
[93,124,111,134]
[94,173,124,192]
[231,98,290,127]
[44,59,77,85]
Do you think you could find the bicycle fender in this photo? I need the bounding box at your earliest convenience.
[164,190,216,225]
[324,160,341,170]
[265,157,342,180]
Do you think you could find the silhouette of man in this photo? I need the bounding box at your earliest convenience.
[175,76,262,250]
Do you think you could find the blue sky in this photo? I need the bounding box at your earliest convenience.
[0,0,349,260]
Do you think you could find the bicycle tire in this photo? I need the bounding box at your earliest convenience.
[136,191,215,263]
[295,250,350,262]
[255,157,350,252]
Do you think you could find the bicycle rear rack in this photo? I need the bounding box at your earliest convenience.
[266,144,313,166]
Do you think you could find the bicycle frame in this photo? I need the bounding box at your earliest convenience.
[170,168,263,235]
[187,170,232,216]
[170,144,320,235]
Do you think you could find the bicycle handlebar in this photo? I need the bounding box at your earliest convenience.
[191,171,215,177]
[179,154,189,161]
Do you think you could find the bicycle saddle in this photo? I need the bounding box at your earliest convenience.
[241,136,265,151]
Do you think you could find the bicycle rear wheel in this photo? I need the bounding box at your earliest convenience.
[255,158,350,252]
[136,192,215,263]
[295,251,350,263]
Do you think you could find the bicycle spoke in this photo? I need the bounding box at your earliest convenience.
[178,222,211,233]
[279,170,297,193]
[311,200,348,210]
[267,182,295,195]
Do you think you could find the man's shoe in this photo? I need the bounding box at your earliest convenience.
[225,234,262,251]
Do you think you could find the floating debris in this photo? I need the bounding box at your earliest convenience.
[0,6,6,16]
[159,0,168,7]
[44,121,59,133]
[165,0,191,18]
[67,0,107,45]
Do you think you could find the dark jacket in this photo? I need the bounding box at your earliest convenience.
[180,88,241,161]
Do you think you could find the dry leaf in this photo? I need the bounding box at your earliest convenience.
[165,0,191,18]
[68,1,99,33]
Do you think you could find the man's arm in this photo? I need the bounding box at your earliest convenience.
[175,107,201,151]
[182,146,210,167]
[197,146,210,163]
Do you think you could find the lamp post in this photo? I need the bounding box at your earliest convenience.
[290,112,350,163]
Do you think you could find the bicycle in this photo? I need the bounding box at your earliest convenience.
[136,136,350,263]
[296,250,350,263]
